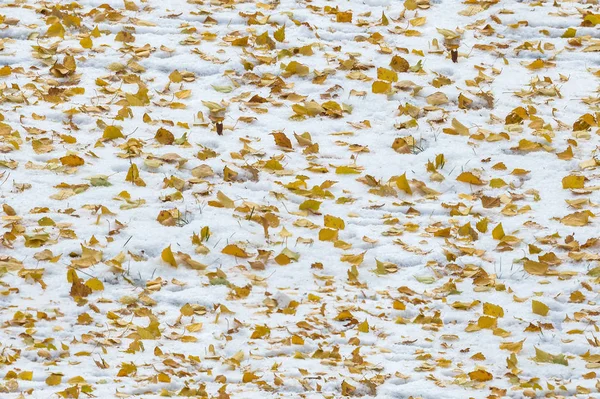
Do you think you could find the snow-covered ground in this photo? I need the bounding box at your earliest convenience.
[0,0,599,397]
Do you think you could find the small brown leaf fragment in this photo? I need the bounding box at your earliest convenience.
[216,122,223,136]
[451,49,458,63]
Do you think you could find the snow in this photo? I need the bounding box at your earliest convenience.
[0,0,599,398]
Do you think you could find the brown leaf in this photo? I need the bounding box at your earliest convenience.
[70,278,92,298]
[271,132,293,149]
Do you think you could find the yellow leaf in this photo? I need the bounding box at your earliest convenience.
[319,228,338,241]
[523,260,548,276]
[436,28,460,39]
[60,154,84,167]
[336,11,352,23]
[292,335,305,345]
[80,36,93,49]
[532,300,549,316]
[426,91,449,106]
[380,12,389,26]
[452,118,469,135]
[526,59,549,70]
[117,362,137,377]
[299,199,321,212]
[232,36,249,46]
[169,70,182,83]
[0,65,11,76]
[584,14,600,26]
[251,325,270,339]
[477,315,497,329]
[562,175,585,189]
[335,166,361,174]
[155,127,174,145]
[242,372,260,383]
[561,28,576,38]
[264,159,283,170]
[161,245,177,267]
[483,303,504,318]
[217,191,235,208]
[340,251,366,266]
[91,26,101,38]
[324,215,345,230]
[125,164,145,186]
[458,93,473,109]
[341,380,356,396]
[468,369,493,382]
[103,126,124,140]
[46,373,62,386]
[390,55,409,72]
[47,22,65,38]
[533,347,568,366]
[490,178,506,188]
[405,0,417,10]
[377,67,398,82]
[514,139,545,152]
[476,218,488,233]
[357,320,369,333]
[274,25,285,42]
[499,339,525,353]
[335,310,355,321]
[561,211,590,227]
[557,146,573,160]
[274,253,290,265]
[410,17,426,26]
[284,61,310,77]
[375,259,399,275]
[396,173,412,195]
[492,223,505,240]
[456,171,484,185]
[372,80,391,94]
[221,244,251,258]
[18,371,33,381]
[175,89,192,99]
[186,323,203,332]
[85,277,104,291]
